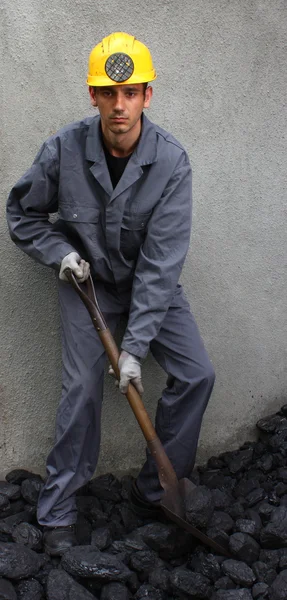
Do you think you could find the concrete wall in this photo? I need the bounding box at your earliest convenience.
[1,0,286,477]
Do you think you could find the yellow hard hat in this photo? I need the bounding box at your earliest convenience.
[86,32,157,87]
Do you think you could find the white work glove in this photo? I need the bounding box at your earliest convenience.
[59,252,90,283]
[108,350,144,396]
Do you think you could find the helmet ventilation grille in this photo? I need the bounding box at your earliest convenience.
[105,53,134,82]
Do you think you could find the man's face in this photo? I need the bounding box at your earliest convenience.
[89,84,152,136]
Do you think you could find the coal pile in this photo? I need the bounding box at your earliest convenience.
[1,405,287,599]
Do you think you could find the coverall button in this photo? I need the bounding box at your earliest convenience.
[73,213,77,219]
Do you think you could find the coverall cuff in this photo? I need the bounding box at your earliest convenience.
[54,244,82,270]
[120,340,149,360]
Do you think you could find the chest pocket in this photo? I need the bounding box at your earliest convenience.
[58,205,100,239]
[58,205,100,224]
[58,204,101,256]
[120,212,151,261]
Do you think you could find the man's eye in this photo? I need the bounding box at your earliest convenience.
[126,92,135,97]
[103,91,112,97]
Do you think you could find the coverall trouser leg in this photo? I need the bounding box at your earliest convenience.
[136,286,215,503]
[37,281,122,527]
[37,282,214,524]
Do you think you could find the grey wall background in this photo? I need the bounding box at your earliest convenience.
[1,0,286,478]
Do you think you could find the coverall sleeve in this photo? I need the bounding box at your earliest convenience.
[6,141,76,269]
[121,152,192,359]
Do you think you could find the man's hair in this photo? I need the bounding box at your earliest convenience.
[93,82,149,95]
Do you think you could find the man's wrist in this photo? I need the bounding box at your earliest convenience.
[121,349,141,362]
[121,340,148,361]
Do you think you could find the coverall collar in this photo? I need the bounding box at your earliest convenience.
[86,114,158,201]
[85,113,158,166]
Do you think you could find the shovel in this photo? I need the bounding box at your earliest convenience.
[64,270,229,556]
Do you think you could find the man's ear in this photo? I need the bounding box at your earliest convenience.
[144,85,153,109]
[89,86,98,107]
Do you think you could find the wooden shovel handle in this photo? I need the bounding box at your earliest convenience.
[64,271,178,492]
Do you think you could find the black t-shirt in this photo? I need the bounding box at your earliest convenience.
[103,146,131,189]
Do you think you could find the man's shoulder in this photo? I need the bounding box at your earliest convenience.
[45,115,98,144]
[154,122,186,154]
[146,118,190,167]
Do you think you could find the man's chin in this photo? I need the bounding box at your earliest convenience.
[109,124,130,134]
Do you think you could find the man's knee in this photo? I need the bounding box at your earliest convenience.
[204,361,215,388]
[186,357,215,392]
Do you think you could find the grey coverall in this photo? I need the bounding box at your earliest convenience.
[6,114,215,526]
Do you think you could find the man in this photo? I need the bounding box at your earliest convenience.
[6,32,215,555]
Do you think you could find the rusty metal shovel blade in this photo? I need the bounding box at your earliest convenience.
[64,271,230,557]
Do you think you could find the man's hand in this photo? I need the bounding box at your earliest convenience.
[109,350,144,395]
[59,252,90,283]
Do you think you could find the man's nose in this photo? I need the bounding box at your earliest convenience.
[114,93,125,111]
